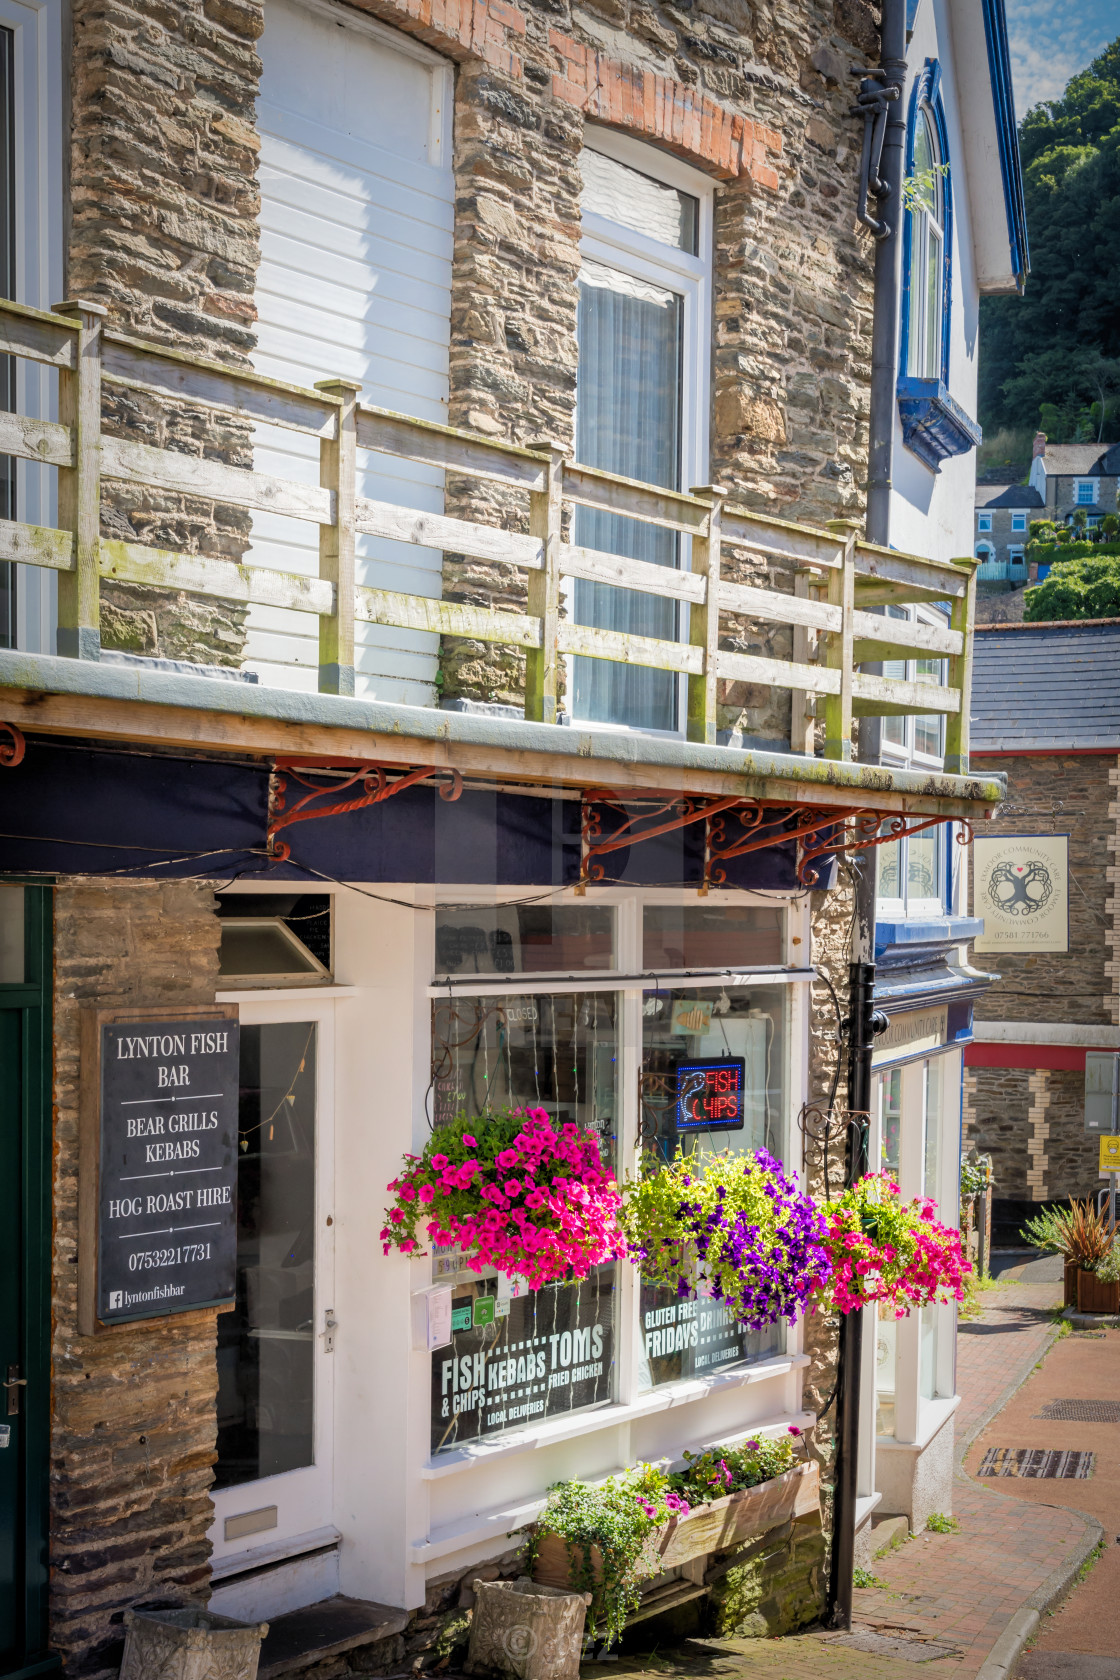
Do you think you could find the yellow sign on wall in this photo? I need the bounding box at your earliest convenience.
[1100,1135,1120,1174]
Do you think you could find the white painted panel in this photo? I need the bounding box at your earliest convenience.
[246,0,452,701]
[209,1547,341,1621]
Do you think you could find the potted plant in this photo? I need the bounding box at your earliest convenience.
[1020,1203,1080,1308]
[813,1174,969,1317]
[1083,1239,1120,1314]
[528,1431,818,1648]
[380,1107,626,1286]
[620,1148,830,1330]
[1056,1199,1119,1314]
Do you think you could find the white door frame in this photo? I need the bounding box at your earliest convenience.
[208,994,337,1572]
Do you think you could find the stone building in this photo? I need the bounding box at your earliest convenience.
[0,0,1024,1674]
[963,621,1120,1243]
[1027,434,1120,531]
[974,482,1044,582]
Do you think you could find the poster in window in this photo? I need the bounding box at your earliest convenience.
[431,1269,614,1452]
[973,834,1069,952]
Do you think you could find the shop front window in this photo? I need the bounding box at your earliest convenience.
[920,1306,938,1400]
[876,1314,897,1437]
[642,904,783,970]
[429,990,619,1451]
[638,982,786,1388]
[216,1023,317,1489]
[880,1066,902,1178]
[923,1057,942,1199]
[434,904,614,978]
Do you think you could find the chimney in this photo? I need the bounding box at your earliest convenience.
[1032,431,1047,459]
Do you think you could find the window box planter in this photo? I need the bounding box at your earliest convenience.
[896,375,982,472]
[532,1460,819,1594]
[1077,1270,1120,1314]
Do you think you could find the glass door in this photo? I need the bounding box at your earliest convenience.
[209,999,335,1568]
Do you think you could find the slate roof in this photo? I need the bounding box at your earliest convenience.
[971,621,1120,752]
[1037,443,1118,476]
[977,483,1044,510]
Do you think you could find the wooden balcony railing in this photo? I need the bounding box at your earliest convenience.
[0,297,978,772]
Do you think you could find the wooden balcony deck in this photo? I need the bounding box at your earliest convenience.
[0,296,981,786]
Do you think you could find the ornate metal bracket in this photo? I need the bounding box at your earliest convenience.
[0,723,25,767]
[268,758,462,861]
[798,812,974,888]
[799,1100,871,1192]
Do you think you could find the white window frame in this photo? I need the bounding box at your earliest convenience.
[415,884,810,1461]
[1008,547,1025,566]
[876,604,948,918]
[1075,479,1097,505]
[1010,511,1026,532]
[904,105,946,382]
[3,0,63,653]
[976,512,992,533]
[568,127,713,739]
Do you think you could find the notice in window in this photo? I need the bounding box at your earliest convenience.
[431,1270,614,1451]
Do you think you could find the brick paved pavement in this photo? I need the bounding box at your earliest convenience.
[592,1261,1096,1680]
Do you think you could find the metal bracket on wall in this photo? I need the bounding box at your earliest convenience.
[267,757,462,861]
[0,722,25,766]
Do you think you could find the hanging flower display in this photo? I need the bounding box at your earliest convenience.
[814,1173,971,1317]
[620,1148,831,1331]
[380,1107,626,1288]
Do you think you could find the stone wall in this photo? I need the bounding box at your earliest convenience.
[401,0,880,714]
[69,0,264,664]
[51,881,222,1680]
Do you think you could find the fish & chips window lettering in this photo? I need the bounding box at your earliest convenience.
[425,893,802,1455]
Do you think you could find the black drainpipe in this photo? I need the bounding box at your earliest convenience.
[826,0,907,1629]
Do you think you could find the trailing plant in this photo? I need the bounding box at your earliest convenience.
[1096,1241,1120,1284]
[380,1107,626,1287]
[814,1174,970,1317]
[620,1148,830,1331]
[530,1430,803,1647]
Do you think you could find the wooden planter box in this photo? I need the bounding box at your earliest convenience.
[532,1460,820,1595]
[1077,1269,1120,1314]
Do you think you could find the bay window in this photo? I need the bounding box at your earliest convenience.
[904,104,947,382]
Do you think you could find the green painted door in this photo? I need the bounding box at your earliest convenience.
[0,883,53,1680]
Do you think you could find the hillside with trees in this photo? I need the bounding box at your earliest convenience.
[979,38,1120,450]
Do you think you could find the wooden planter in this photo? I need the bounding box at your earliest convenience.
[532,1460,820,1595]
[1077,1269,1120,1314]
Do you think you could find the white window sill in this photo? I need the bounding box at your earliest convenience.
[215,985,360,1002]
[876,1392,960,1453]
[855,1491,883,1530]
[420,1352,810,1481]
[411,1397,816,1561]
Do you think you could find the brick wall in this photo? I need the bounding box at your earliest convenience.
[69,0,264,664]
[51,881,222,1680]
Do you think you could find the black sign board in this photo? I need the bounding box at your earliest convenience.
[431,1269,615,1453]
[92,1015,240,1325]
[676,1056,745,1131]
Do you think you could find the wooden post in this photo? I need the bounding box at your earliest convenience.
[790,568,818,756]
[53,299,107,661]
[525,446,564,724]
[823,520,858,761]
[944,555,979,775]
[315,378,361,696]
[686,486,724,746]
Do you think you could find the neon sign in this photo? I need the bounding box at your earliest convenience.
[675,1057,746,1132]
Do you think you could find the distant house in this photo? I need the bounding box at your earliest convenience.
[964,621,1120,1241]
[1028,434,1120,526]
[975,482,1045,579]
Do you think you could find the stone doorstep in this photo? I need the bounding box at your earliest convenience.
[1064,1309,1120,1328]
[257,1596,410,1680]
[869,1513,910,1557]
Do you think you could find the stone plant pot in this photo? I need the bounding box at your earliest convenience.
[465,1578,591,1680]
[120,1609,269,1680]
[532,1461,820,1596]
[1077,1269,1120,1314]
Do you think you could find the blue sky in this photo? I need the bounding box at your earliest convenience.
[1005,0,1117,115]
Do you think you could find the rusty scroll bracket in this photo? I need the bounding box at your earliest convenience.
[268,758,462,861]
[0,723,25,766]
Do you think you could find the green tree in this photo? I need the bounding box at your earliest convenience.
[1024,550,1120,621]
[979,39,1120,434]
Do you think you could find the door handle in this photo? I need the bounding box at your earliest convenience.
[5,1366,26,1417]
